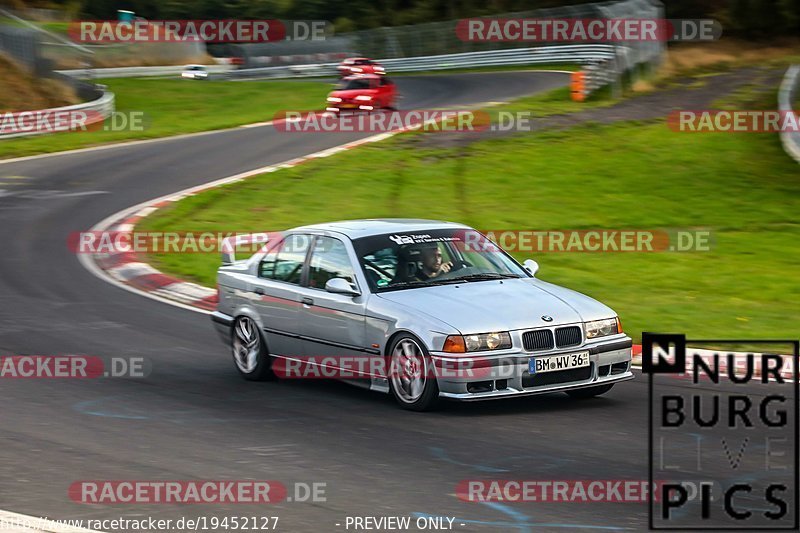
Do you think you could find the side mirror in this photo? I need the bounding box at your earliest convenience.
[523,259,539,277]
[325,277,360,296]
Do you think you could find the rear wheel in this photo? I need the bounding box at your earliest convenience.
[232,316,274,381]
[388,334,439,411]
[566,383,614,399]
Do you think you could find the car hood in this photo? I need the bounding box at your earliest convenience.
[376,278,616,334]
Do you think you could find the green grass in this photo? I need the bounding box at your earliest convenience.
[138,84,800,343]
[485,85,615,117]
[0,77,331,158]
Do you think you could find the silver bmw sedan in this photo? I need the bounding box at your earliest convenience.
[211,219,633,410]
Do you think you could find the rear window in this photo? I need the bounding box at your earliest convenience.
[337,78,371,90]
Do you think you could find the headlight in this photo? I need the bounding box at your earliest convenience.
[443,332,512,353]
[355,95,372,101]
[584,317,621,339]
[327,96,342,102]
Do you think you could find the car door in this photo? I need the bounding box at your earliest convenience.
[251,233,313,357]
[298,235,370,373]
[378,76,395,108]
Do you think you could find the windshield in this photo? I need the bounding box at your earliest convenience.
[337,78,371,90]
[353,228,528,292]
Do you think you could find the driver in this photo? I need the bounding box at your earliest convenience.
[415,243,452,280]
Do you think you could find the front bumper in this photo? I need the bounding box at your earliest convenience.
[431,337,633,401]
[211,311,234,345]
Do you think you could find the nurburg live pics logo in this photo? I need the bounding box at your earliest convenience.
[643,332,799,530]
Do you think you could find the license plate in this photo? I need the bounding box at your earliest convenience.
[340,103,356,108]
[530,351,589,374]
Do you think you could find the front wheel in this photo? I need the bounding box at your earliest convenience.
[232,316,274,381]
[566,383,614,399]
[388,334,439,411]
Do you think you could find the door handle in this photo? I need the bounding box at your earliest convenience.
[254,287,265,295]
[301,297,314,306]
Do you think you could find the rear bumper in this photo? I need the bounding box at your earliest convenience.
[211,311,234,345]
[431,337,634,401]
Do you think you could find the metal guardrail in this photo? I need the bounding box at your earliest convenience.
[778,65,800,164]
[58,64,234,79]
[0,90,115,139]
[0,9,116,140]
[228,44,625,79]
[379,45,620,71]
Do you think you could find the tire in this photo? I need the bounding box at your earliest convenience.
[231,315,274,381]
[387,334,439,411]
[566,383,614,399]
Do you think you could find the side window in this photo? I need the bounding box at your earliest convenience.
[361,247,397,289]
[258,242,280,278]
[272,234,312,285]
[307,236,356,290]
[380,76,393,86]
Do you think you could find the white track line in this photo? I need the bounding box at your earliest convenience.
[0,121,277,166]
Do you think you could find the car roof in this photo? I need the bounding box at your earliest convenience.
[291,219,471,240]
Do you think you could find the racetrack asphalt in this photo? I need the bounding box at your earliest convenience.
[0,71,792,532]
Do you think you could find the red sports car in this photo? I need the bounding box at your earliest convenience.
[337,57,385,77]
[326,74,397,113]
